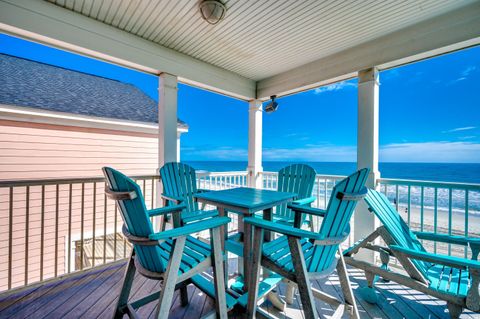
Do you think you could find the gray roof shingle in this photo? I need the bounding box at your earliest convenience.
[0,54,187,129]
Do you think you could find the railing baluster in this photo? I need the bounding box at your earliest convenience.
[420,186,424,232]
[114,202,118,261]
[8,187,13,290]
[68,183,72,273]
[103,189,107,265]
[434,187,438,254]
[55,184,59,277]
[324,179,327,209]
[448,188,453,255]
[395,185,399,211]
[464,190,469,258]
[92,182,96,268]
[151,177,155,209]
[40,185,45,281]
[80,183,85,270]
[25,186,29,285]
[407,186,411,226]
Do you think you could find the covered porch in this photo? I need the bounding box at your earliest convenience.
[1,0,480,318]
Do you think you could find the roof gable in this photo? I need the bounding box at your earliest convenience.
[0,54,187,128]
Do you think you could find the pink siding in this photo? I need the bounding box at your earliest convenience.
[0,120,159,291]
[0,120,159,179]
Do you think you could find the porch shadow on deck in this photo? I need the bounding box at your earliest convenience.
[0,261,477,319]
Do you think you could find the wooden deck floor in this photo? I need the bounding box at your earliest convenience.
[0,260,478,319]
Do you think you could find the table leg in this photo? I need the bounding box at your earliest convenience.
[242,213,252,293]
[262,208,286,311]
[217,207,228,285]
[263,208,272,242]
[237,214,244,275]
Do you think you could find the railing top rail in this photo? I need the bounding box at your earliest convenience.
[379,177,480,191]
[0,175,159,188]
[260,171,347,180]
[197,171,248,176]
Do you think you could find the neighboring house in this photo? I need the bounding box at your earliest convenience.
[0,53,188,180]
[0,53,188,287]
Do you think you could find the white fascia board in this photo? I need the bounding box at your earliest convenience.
[257,2,480,99]
[0,104,188,135]
[0,0,256,101]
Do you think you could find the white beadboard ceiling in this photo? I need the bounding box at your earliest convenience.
[46,0,475,81]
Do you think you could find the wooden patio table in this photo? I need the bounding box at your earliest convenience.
[194,187,296,309]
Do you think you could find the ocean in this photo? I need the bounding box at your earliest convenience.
[185,161,480,213]
[184,161,480,184]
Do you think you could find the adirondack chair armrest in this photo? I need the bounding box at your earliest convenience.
[147,203,186,217]
[291,196,316,206]
[390,245,480,270]
[149,216,231,240]
[244,217,323,240]
[197,189,209,193]
[161,193,184,204]
[287,204,327,217]
[413,231,480,247]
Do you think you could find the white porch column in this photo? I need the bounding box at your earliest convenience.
[158,72,178,167]
[176,132,181,162]
[355,67,381,262]
[247,99,263,188]
[156,73,178,214]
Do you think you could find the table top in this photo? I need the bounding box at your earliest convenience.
[194,187,296,214]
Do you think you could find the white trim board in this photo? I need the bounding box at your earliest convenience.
[0,104,188,135]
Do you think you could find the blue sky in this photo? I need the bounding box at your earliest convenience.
[1,33,479,163]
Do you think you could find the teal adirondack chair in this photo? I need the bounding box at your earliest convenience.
[103,167,234,319]
[344,189,480,319]
[245,168,369,319]
[160,162,218,227]
[258,164,317,227]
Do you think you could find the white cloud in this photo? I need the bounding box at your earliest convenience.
[450,66,477,84]
[458,136,476,140]
[263,144,356,162]
[313,81,356,94]
[443,126,476,133]
[380,142,480,163]
[461,66,477,77]
[182,142,480,163]
[182,146,248,160]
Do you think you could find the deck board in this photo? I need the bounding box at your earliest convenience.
[0,261,478,319]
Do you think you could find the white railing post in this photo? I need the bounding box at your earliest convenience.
[355,67,381,262]
[156,73,178,229]
[247,99,263,188]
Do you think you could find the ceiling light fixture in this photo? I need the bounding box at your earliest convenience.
[199,0,227,25]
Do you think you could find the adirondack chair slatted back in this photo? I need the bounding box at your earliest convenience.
[276,164,316,222]
[103,167,166,273]
[364,189,430,277]
[309,168,369,272]
[160,162,199,213]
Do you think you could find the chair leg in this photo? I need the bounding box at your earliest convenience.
[447,302,463,319]
[211,227,228,319]
[285,282,296,304]
[113,250,137,319]
[288,236,318,319]
[336,251,360,319]
[179,286,189,307]
[155,236,186,319]
[246,226,264,319]
[358,270,378,304]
